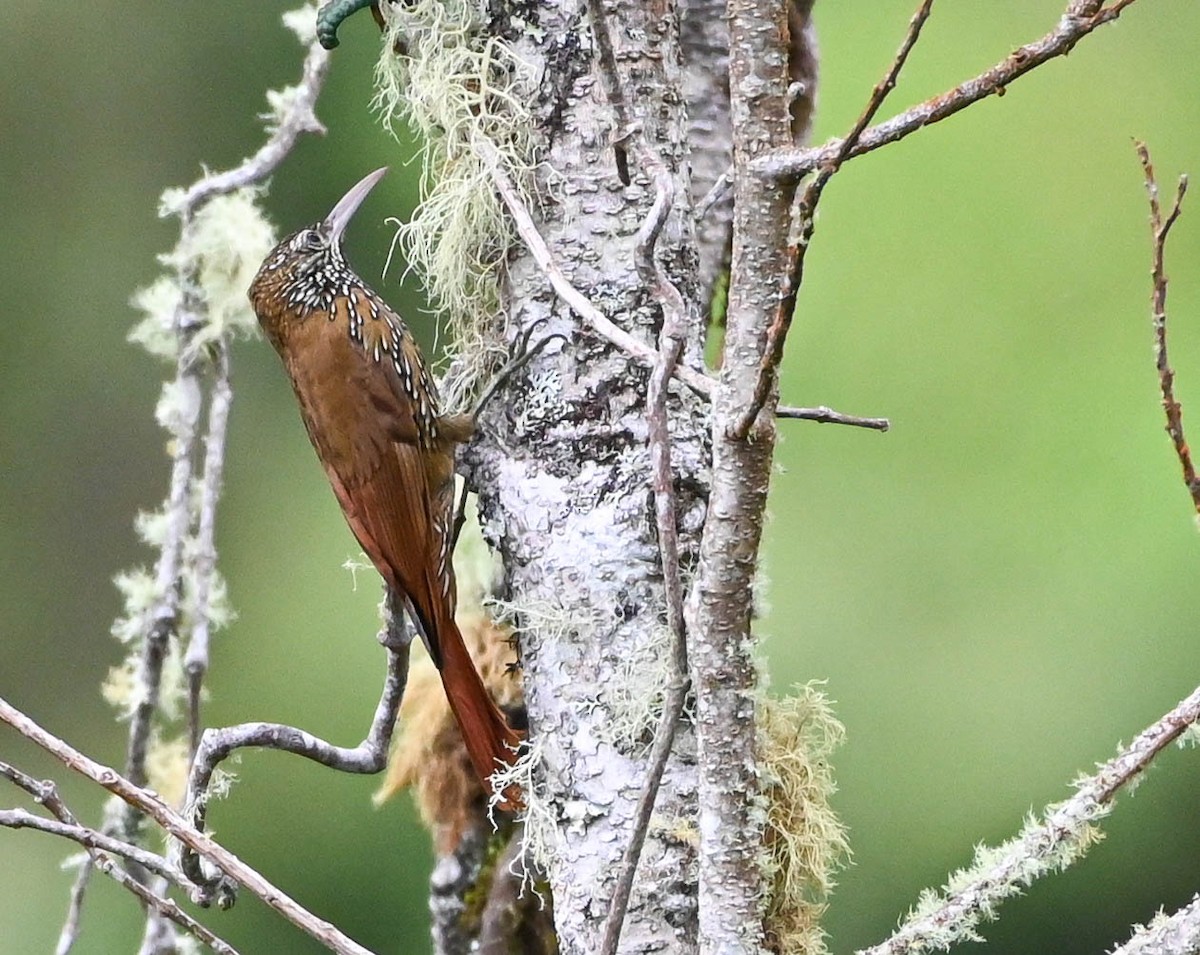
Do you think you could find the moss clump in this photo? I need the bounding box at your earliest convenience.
[759,685,851,955]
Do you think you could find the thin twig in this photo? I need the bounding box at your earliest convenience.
[776,405,890,431]
[0,763,240,955]
[186,347,233,758]
[479,136,886,430]
[860,682,1200,955]
[750,0,1142,185]
[695,168,734,224]
[1135,142,1196,514]
[732,0,933,439]
[181,594,411,895]
[0,697,376,955]
[1,810,193,894]
[57,854,92,955]
[597,154,694,955]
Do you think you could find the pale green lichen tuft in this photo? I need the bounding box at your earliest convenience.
[600,621,674,754]
[129,277,184,360]
[281,3,320,46]
[111,568,158,645]
[759,684,851,955]
[489,737,556,898]
[132,189,275,366]
[170,190,275,355]
[372,0,538,412]
[146,734,191,807]
[154,377,201,438]
[134,508,171,548]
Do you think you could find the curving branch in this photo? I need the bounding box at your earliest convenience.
[180,596,411,897]
[170,41,330,216]
[860,683,1200,955]
[751,0,1142,185]
[0,696,377,955]
[583,3,695,938]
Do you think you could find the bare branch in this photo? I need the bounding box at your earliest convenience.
[732,0,934,439]
[0,762,239,955]
[0,696,377,955]
[57,856,92,955]
[1,810,191,895]
[776,405,890,431]
[186,346,233,756]
[683,0,798,938]
[694,170,734,225]
[181,595,411,896]
[752,0,1142,184]
[482,135,885,431]
[1135,142,1196,514]
[860,683,1200,955]
[596,140,693,955]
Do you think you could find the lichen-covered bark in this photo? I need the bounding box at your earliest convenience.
[680,0,734,305]
[466,0,708,952]
[683,0,817,309]
[683,0,798,949]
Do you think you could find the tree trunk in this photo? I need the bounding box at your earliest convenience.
[466,1,709,952]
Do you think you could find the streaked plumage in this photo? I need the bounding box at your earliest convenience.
[248,168,519,803]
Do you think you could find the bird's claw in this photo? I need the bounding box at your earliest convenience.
[316,0,376,50]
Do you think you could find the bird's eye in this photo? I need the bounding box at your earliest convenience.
[293,229,325,253]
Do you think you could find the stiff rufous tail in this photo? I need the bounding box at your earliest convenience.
[434,612,523,810]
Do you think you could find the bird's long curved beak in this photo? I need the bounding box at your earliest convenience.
[325,167,388,241]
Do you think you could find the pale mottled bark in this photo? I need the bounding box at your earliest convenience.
[466,0,707,952]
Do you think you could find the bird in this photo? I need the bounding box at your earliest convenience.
[248,167,520,805]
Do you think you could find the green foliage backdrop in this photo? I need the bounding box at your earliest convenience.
[1,2,1197,952]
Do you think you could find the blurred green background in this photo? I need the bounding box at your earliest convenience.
[2,1,1198,952]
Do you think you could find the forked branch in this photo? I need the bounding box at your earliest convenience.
[1135,142,1195,514]
[479,137,888,431]
[752,0,1144,184]
[180,595,411,897]
[732,0,933,438]
[0,696,376,955]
